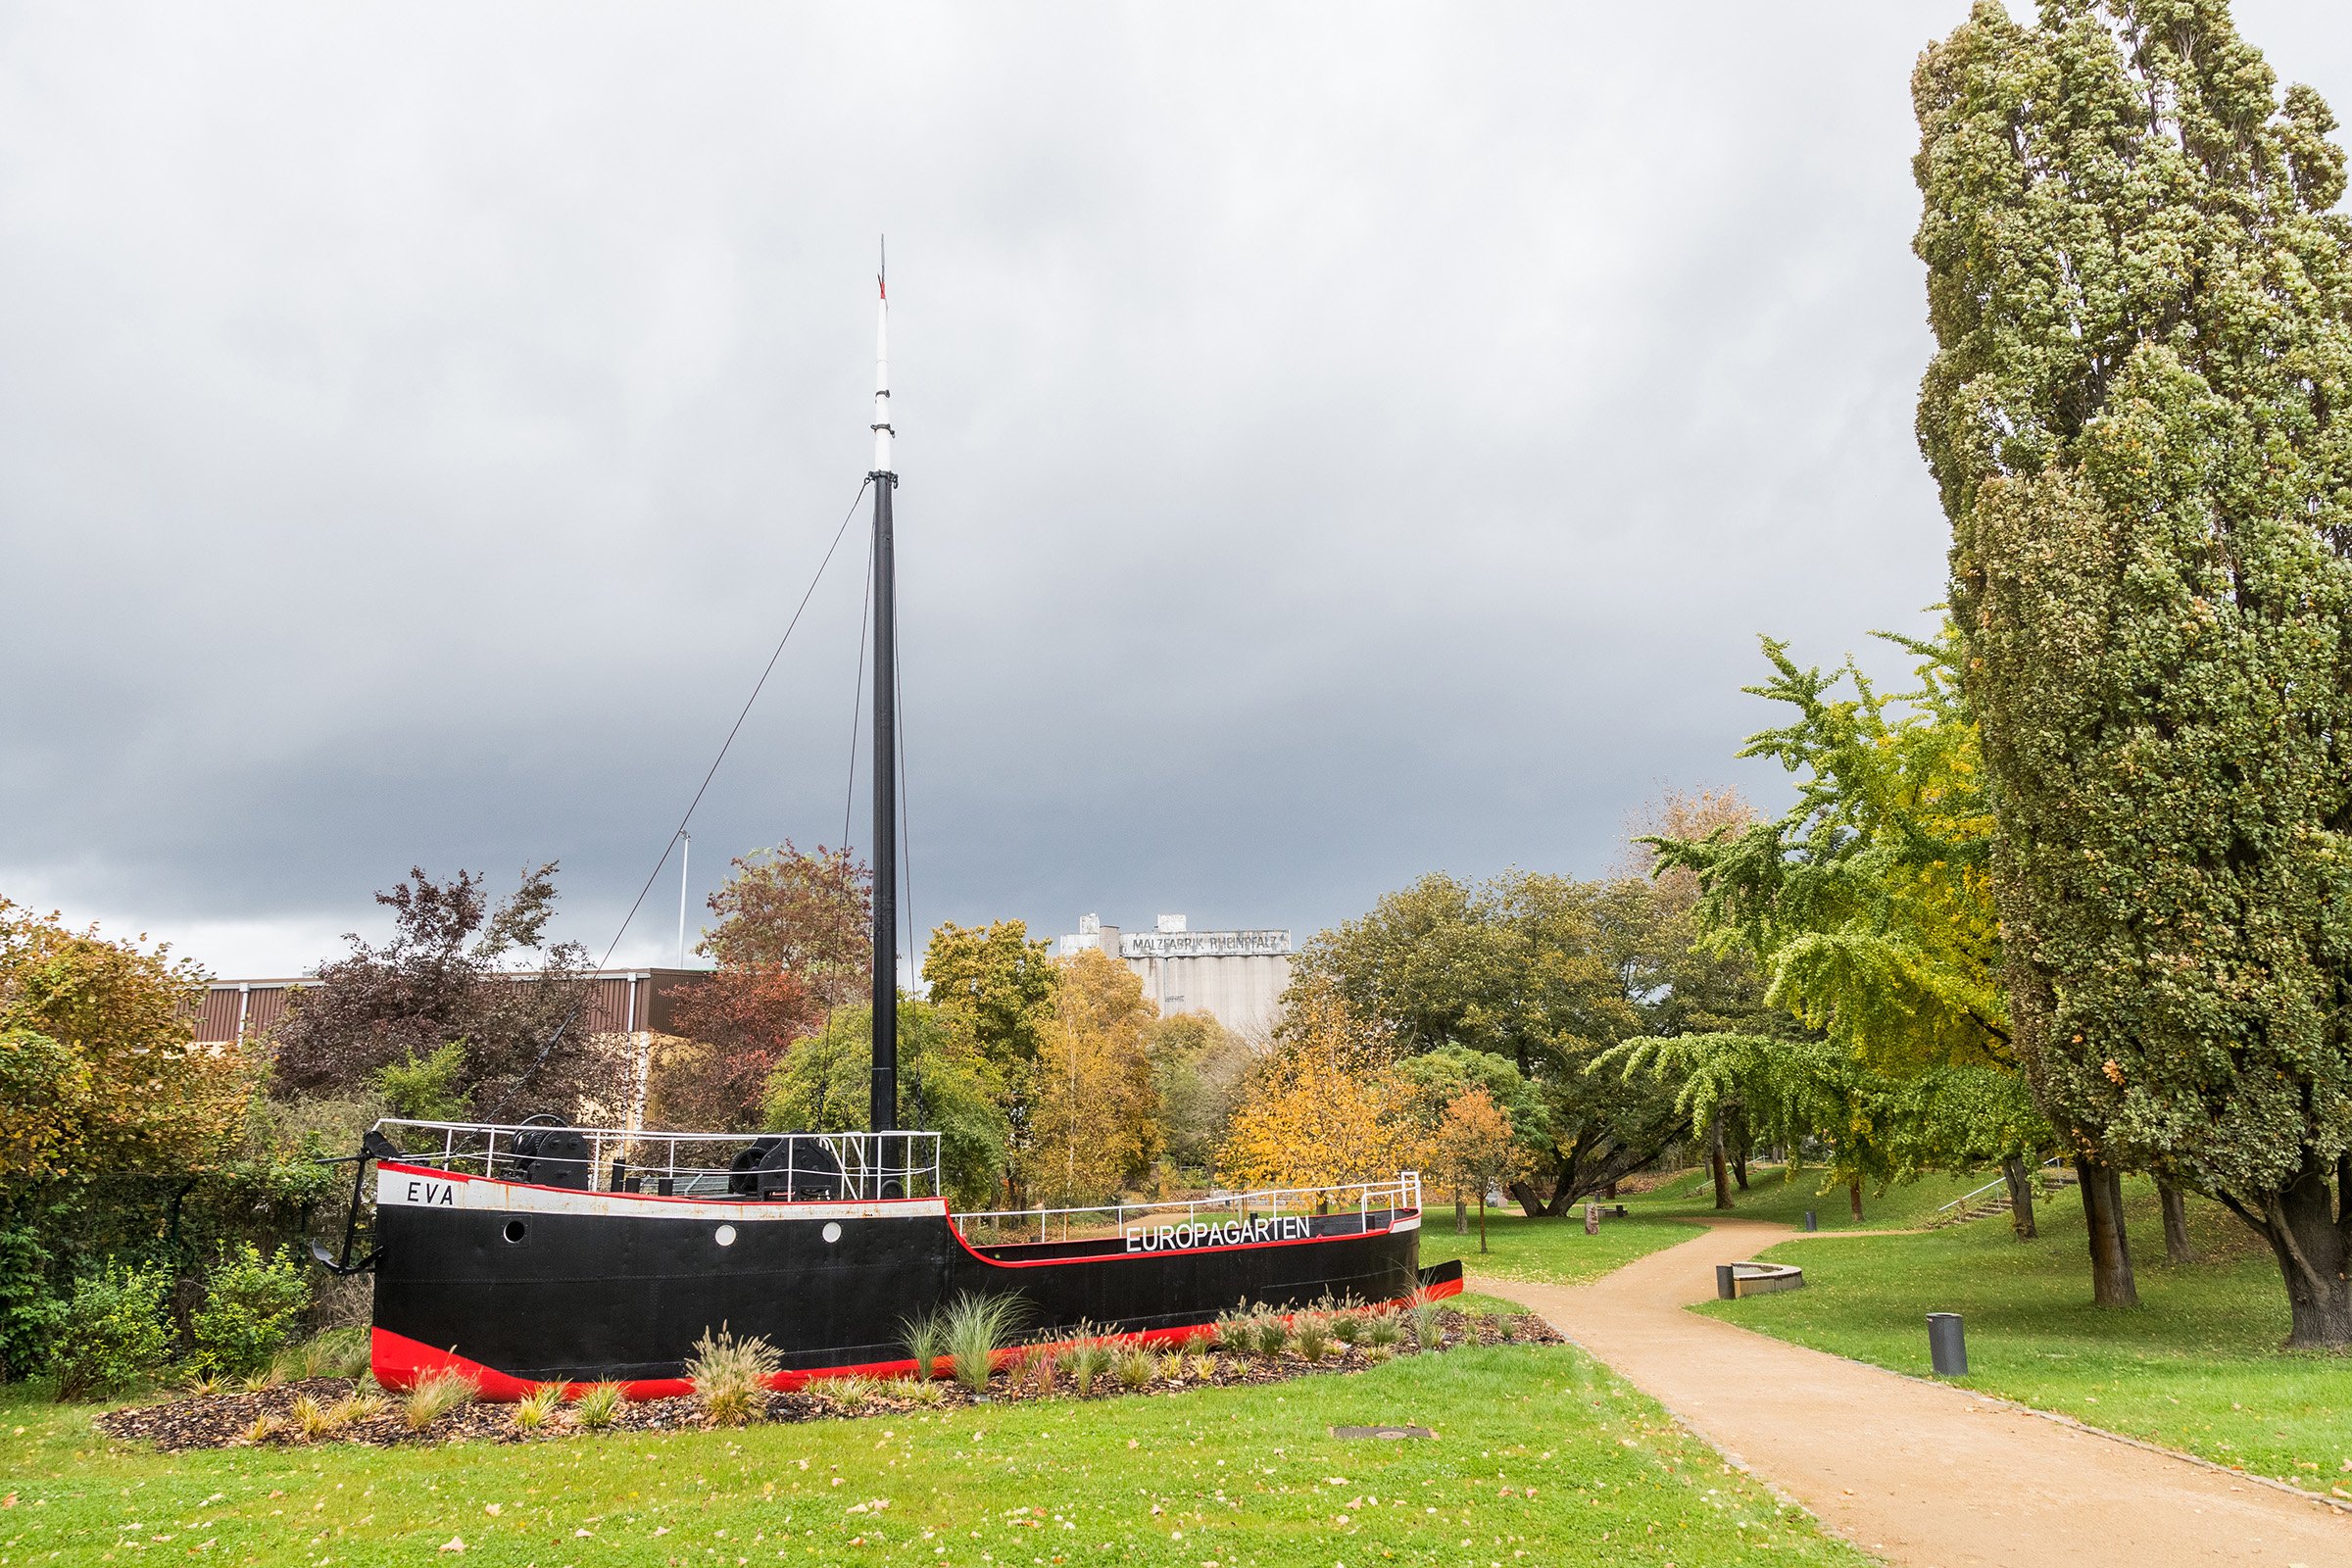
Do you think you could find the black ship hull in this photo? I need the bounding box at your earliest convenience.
[370,1161,1449,1397]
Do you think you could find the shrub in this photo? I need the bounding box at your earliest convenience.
[191,1244,311,1378]
[50,1260,173,1400]
[402,1369,478,1430]
[687,1324,780,1427]
[941,1292,1025,1395]
[373,1042,471,1121]
[570,1382,624,1430]
[512,1384,563,1433]
[900,1310,949,1384]
[0,1225,66,1383]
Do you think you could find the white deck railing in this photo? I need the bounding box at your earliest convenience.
[372,1118,943,1201]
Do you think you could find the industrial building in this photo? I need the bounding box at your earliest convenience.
[1054,912,1292,1039]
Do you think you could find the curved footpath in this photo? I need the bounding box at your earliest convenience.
[1472,1219,2348,1567]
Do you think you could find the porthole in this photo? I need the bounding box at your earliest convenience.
[822,1222,843,1244]
[502,1219,528,1244]
[714,1224,738,1248]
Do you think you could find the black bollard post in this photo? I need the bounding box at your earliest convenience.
[1803,1209,1818,1232]
[1715,1264,1738,1301]
[1927,1312,1968,1375]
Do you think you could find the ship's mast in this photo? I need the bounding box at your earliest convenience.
[867,253,899,1139]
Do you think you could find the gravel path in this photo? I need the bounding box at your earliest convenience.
[1472,1218,2349,1567]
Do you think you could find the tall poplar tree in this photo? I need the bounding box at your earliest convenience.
[1916,0,2352,1340]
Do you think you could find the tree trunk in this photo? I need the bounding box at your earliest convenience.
[2156,1180,2195,1264]
[1602,1180,1618,1200]
[2001,1154,2037,1240]
[1709,1115,1733,1210]
[1454,1190,1468,1235]
[1477,1190,1488,1254]
[1847,1179,1862,1222]
[2248,1163,2352,1349]
[1732,1134,1750,1192]
[2076,1154,2139,1308]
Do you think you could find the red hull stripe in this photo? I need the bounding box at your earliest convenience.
[370,1275,1462,1401]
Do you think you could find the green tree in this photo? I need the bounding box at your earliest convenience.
[761,999,1009,1212]
[1629,628,2053,1236]
[1293,871,1724,1214]
[1917,0,2352,1336]
[1144,1012,1254,1176]
[921,921,1058,1200]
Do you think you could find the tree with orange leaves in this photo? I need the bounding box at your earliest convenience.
[1431,1086,1517,1253]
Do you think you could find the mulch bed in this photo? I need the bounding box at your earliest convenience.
[94,1308,1561,1453]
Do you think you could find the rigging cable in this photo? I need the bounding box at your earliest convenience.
[490,475,873,1117]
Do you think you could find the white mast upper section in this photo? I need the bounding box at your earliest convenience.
[871,270,894,477]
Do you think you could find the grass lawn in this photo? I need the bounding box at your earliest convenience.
[1419,1208,1698,1286]
[1699,1178,2352,1493]
[0,1343,1874,1568]
[1618,1165,1998,1232]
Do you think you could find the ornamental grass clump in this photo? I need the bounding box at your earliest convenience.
[1017,1343,1058,1397]
[402,1369,478,1431]
[1364,1311,1404,1349]
[1331,1310,1364,1346]
[1064,1328,1115,1396]
[893,1375,946,1406]
[1212,1308,1253,1353]
[900,1309,950,1384]
[512,1384,564,1434]
[686,1324,780,1428]
[941,1291,1025,1395]
[1251,1312,1291,1358]
[333,1389,388,1426]
[239,1411,283,1446]
[570,1382,624,1430]
[1187,1350,1216,1381]
[1113,1347,1156,1392]
[288,1393,341,1442]
[1291,1315,1335,1362]
[1408,1291,1444,1350]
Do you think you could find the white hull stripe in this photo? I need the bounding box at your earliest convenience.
[376,1162,948,1223]
[1390,1214,1420,1234]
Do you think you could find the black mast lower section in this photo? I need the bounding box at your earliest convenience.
[868,472,899,1141]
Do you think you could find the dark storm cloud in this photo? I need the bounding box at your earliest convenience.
[4,1,2346,974]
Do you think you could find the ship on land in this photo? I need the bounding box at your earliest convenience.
[319,268,1451,1396]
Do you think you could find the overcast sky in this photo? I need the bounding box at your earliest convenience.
[4,2,2346,979]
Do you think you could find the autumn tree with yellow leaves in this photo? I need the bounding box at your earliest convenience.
[1215,978,1424,1192]
[1022,950,1161,1206]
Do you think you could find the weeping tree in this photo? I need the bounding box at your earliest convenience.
[1918,1,2352,1341]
